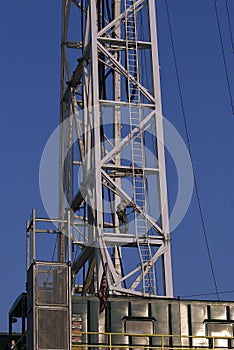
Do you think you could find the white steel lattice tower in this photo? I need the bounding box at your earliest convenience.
[59,0,173,297]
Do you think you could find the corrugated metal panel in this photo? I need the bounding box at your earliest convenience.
[110,299,129,346]
[88,299,100,346]
[151,300,168,347]
[230,306,234,348]
[230,305,234,319]
[180,303,189,346]
[210,303,227,319]
[209,303,230,348]
[190,302,208,347]
[170,302,181,347]
[130,301,148,317]
[129,301,150,348]
[71,296,234,349]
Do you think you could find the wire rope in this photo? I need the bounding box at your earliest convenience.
[180,289,234,299]
[51,235,58,262]
[45,235,59,285]
[165,0,220,300]
[225,0,234,54]
[213,0,234,115]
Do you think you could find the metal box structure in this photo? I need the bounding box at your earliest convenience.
[27,263,70,350]
[25,212,71,350]
[71,296,234,349]
[9,291,234,349]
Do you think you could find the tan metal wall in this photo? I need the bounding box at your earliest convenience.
[72,296,234,348]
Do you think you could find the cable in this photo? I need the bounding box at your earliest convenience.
[51,235,58,262]
[213,0,234,115]
[225,0,234,54]
[180,289,234,299]
[45,236,58,284]
[165,0,220,301]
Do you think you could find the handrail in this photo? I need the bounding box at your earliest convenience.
[11,331,27,350]
[10,330,234,349]
[72,330,234,349]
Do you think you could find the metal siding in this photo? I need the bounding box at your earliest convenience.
[110,299,129,346]
[37,308,69,349]
[180,303,189,346]
[98,301,107,345]
[210,303,227,319]
[70,296,234,349]
[130,300,148,317]
[230,306,234,348]
[36,264,68,306]
[28,262,70,350]
[230,305,234,319]
[190,302,208,347]
[209,303,230,348]
[151,300,169,347]
[128,309,151,348]
[170,302,181,347]
[88,299,100,345]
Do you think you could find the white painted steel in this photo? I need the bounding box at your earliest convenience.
[58,0,174,298]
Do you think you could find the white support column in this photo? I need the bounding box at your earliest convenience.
[89,0,104,293]
[148,0,173,297]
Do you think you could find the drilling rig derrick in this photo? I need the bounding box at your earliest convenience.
[59,0,173,299]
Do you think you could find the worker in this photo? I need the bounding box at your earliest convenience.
[116,201,129,233]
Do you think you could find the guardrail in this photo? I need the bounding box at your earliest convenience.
[11,332,27,350]
[10,330,234,349]
[72,331,234,350]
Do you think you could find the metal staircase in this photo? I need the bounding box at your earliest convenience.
[125,0,156,295]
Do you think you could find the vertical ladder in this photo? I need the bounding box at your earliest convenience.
[125,0,156,295]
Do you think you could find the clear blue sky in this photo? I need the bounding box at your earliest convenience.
[0,1,234,332]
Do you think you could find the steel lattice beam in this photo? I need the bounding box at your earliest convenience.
[59,0,173,298]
